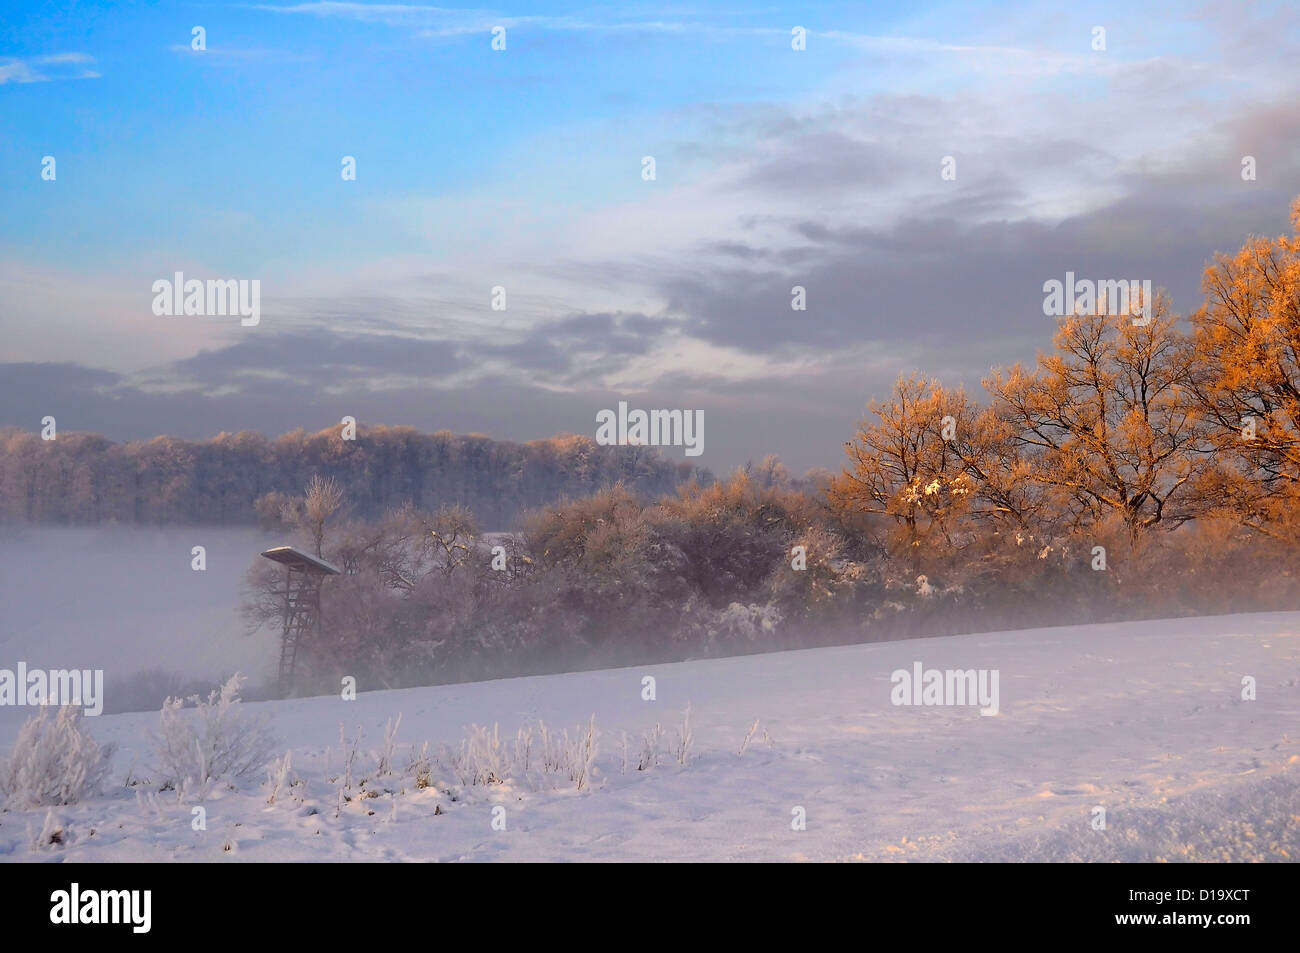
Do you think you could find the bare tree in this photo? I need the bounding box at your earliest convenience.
[302,475,344,558]
[986,298,1205,538]
[1187,197,1300,537]
[829,374,979,566]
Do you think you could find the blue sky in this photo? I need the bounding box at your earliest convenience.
[2,1,1298,471]
[4,2,909,267]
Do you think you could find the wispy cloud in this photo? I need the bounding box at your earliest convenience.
[250,3,1125,72]
[0,52,99,84]
[253,3,753,36]
[167,44,308,61]
[252,2,497,27]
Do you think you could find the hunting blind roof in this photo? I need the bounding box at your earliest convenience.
[259,546,341,575]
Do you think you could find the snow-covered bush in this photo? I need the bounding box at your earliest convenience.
[407,741,433,789]
[31,808,71,849]
[552,716,598,791]
[715,602,783,641]
[448,723,511,786]
[736,717,777,757]
[446,717,599,791]
[150,674,277,792]
[637,722,663,771]
[674,705,693,766]
[265,751,294,805]
[677,599,785,648]
[0,705,116,809]
[374,714,402,777]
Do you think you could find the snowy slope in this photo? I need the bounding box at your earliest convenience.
[2,611,1298,862]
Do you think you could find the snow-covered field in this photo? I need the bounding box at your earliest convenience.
[2,611,1298,862]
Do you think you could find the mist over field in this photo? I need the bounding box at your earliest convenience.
[0,526,278,721]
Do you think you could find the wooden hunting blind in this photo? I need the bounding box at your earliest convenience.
[260,546,340,695]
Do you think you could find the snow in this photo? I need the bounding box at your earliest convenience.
[2,610,1298,862]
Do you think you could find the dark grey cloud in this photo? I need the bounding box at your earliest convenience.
[652,95,1300,362]
[492,312,666,372]
[97,311,677,402]
[0,362,119,393]
[705,240,771,261]
[166,330,466,386]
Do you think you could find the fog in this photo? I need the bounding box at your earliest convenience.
[0,525,281,720]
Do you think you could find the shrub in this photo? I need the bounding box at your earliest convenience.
[150,674,277,792]
[446,716,599,791]
[0,706,116,809]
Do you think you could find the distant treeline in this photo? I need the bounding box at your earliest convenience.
[0,425,708,528]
